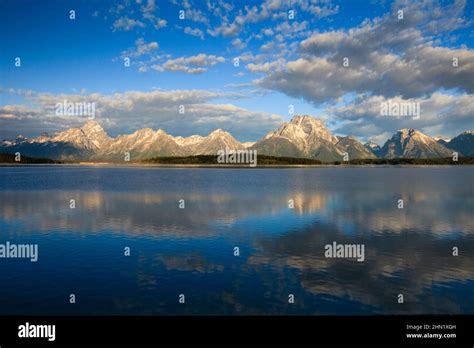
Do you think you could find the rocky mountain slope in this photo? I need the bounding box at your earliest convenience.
[364,141,382,157]
[1,117,471,161]
[379,128,454,159]
[336,136,376,159]
[251,115,344,161]
[442,131,474,156]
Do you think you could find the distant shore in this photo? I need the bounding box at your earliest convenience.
[1,153,473,167]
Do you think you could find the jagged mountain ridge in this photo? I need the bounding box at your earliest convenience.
[379,128,455,159]
[100,128,186,160]
[364,141,382,157]
[1,117,471,161]
[442,131,474,156]
[0,121,245,160]
[251,115,345,161]
[336,136,376,159]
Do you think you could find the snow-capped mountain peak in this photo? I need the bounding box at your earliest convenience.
[174,135,205,147]
[47,121,111,151]
[1,118,471,161]
[259,115,342,160]
[265,115,338,150]
[365,141,381,149]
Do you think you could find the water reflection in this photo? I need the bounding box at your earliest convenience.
[0,166,473,314]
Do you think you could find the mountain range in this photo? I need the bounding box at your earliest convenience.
[1,115,473,161]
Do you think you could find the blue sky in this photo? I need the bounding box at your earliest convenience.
[1,0,473,143]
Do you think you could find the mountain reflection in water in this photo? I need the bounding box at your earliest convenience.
[0,166,473,315]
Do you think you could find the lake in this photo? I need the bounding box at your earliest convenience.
[0,166,473,315]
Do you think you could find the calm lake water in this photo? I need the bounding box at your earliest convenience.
[0,166,473,315]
